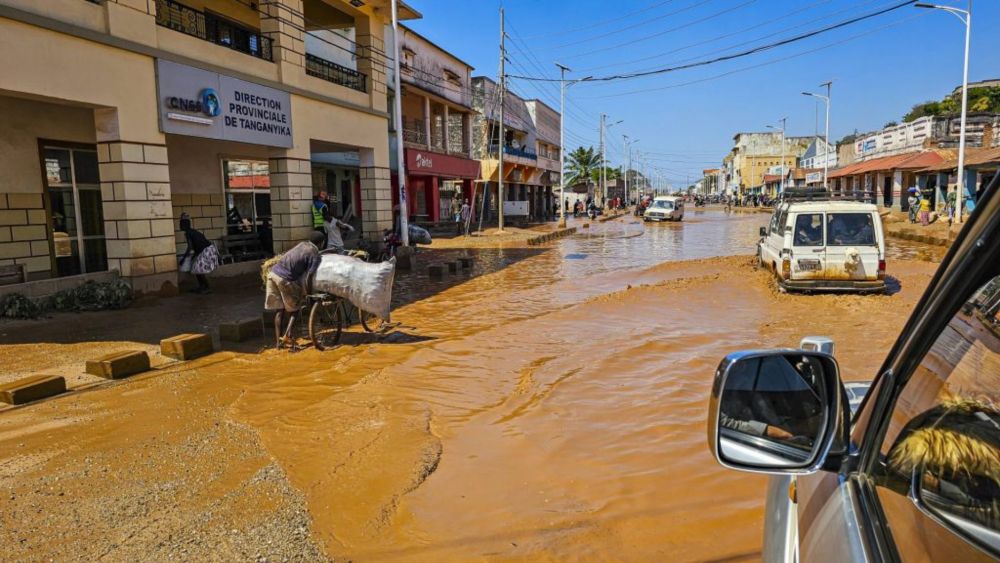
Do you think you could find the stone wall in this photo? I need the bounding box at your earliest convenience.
[0,193,51,278]
[171,193,226,254]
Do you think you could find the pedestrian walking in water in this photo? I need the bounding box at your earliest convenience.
[179,213,219,294]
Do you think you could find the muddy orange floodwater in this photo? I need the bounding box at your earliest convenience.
[0,210,939,562]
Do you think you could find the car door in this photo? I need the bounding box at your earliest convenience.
[789,212,825,281]
[796,176,1000,562]
[825,212,881,281]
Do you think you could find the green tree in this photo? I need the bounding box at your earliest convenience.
[565,146,602,186]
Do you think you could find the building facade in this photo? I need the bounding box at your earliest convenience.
[722,132,813,194]
[389,24,478,223]
[0,0,417,294]
[471,77,560,223]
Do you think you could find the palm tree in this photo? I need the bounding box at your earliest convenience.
[565,146,601,187]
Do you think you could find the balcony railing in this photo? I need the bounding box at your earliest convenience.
[403,127,427,145]
[155,0,272,61]
[490,144,537,160]
[306,53,368,93]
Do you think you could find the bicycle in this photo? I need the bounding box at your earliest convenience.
[305,293,388,351]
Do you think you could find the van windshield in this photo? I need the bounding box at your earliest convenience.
[827,213,876,246]
[652,200,673,209]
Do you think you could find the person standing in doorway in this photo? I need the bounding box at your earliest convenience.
[312,192,330,248]
[460,198,471,236]
[179,213,218,294]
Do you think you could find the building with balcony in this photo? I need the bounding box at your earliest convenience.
[471,77,560,222]
[722,132,814,195]
[0,0,417,295]
[387,24,478,224]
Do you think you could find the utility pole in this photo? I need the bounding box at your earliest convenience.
[497,7,506,232]
[915,2,971,225]
[623,135,629,206]
[390,0,409,246]
[599,113,605,208]
[557,63,569,228]
[803,82,832,190]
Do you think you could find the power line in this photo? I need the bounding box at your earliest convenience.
[561,0,758,60]
[508,0,917,83]
[581,10,925,99]
[575,0,838,73]
[548,0,716,50]
[514,0,680,40]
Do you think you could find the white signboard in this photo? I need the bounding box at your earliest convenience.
[503,201,529,216]
[156,59,293,148]
[805,172,823,184]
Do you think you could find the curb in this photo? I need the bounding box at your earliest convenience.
[884,228,950,247]
[527,227,577,246]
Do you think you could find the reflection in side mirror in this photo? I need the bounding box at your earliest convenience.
[707,350,842,474]
[760,226,768,237]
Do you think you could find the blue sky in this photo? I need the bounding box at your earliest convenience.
[404,0,1000,187]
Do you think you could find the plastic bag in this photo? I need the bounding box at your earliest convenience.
[312,254,396,320]
[408,224,432,245]
[179,255,192,273]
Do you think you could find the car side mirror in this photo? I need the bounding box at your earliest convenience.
[707,350,843,474]
[759,227,768,237]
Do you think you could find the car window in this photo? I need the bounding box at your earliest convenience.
[793,213,824,246]
[719,355,826,457]
[827,213,876,246]
[872,272,1000,560]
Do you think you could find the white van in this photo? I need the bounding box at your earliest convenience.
[758,200,886,293]
[643,196,684,222]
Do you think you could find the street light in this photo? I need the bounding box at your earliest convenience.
[802,81,832,191]
[556,63,592,228]
[916,1,971,225]
[623,136,640,205]
[767,117,787,196]
[601,117,622,207]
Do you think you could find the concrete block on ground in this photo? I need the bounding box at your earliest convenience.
[459,257,473,268]
[446,261,457,273]
[428,264,443,278]
[85,350,151,379]
[160,333,214,360]
[396,246,416,270]
[0,375,67,405]
[219,318,264,342]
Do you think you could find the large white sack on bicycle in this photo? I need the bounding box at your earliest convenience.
[313,254,396,321]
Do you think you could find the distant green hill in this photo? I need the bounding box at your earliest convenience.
[904,86,1000,122]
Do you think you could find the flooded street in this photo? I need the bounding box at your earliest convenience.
[1,211,940,562]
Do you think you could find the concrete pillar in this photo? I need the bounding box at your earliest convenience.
[358,148,393,242]
[892,170,904,210]
[97,139,176,296]
[964,168,977,210]
[429,176,440,222]
[268,153,313,252]
[354,13,387,111]
[259,0,305,82]
[443,105,450,153]
[423,96,432,149]
[874,173,883,204]
[463,113,473,158]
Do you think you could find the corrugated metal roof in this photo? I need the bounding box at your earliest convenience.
[828,150,949,178]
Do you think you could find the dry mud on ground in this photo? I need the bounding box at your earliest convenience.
[0,243,937,562]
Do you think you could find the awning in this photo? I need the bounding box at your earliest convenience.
[828,150,949,179]
[918,147,1000,173]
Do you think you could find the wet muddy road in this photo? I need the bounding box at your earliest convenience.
[1,210,940,562]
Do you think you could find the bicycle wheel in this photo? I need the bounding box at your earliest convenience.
[309,299,343,350]
[358,308,384,333]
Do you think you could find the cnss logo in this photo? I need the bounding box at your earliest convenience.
[200,88,221,117]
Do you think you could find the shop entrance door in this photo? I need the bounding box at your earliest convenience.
[223,159,271,235]
[41,145,107,277]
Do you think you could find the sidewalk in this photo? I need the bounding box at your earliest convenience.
[881,210,954,247]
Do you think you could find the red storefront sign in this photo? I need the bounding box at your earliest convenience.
[405,148,479,179]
